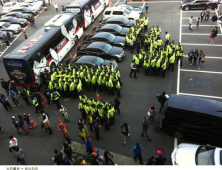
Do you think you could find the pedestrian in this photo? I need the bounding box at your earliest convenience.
[120,123,130,144]
[85,136,93,154]
[155,150,167,165]
[200,10,205,23]
[12,116,22,134]
[6,31,12,42]
[42,113,52,134]
[9,135,18,152]
[79,127,86,143]
[198,50,205,70]
[9,88,19,106]
[195,17,200,33]
[188,49,194,66]
[52,149,65,165]
[24,32,29,39]
[1,78,10,95]
[130,60,137,78]
[32,96,44,113]
[193,49,198,66]
[204,7,211,21]
[114,96,120,114]
[51,89,61,110]
[78,118,89,136]
[0,94,13,111]
[210,26,218,44]
[18,88,31,106]
[93,122,101,140]
[33,89,44,108]
[146,156,156,165]
[188,16,193,31]
[148,106,156,123]
[133,143,143,164]
[61,5,65,12]
[156,92,168,113]
[60,105,69,122]
[145,3,149,14]
[3,34,10,46]
[14,146,27,165]
[54,3,58,12]
[104,150,114,165]
[211,14,218,25]
[61,127,71,144]
[32,18,37,28]
[141,117,152,141]
[43,87,51,105]
[18,115,28,134]
[164,31,170,47]
[23,113,35,129]
[63,142,72,162]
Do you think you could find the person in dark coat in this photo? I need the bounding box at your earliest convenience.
[104,150,114,165]
[155,150,167,165]
[146,156,156,165]
[141,117,152,141]
[0,94,13,111]
[156,91,168,113]
[53,149,65,165]
[63,143,72,162]
[1,78,10,95]
[211,13,218,25]
[93,122,101,140]
[210,26,218,44]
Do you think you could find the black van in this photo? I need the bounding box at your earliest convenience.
[159,94,222,142]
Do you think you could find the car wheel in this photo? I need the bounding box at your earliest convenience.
[50,62,56,72]
[184,6,189,11]
[74,36,78,43]
[173,131,184,139]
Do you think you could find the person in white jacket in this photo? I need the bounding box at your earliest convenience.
[9,135,18,152]
[54,3,58,12]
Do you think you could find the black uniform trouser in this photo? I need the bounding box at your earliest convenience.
[115,89,121,98]
[109,88,114,95]
[54,99,61,110]
[130,69,137,78]
[130,45,134,53]
[104,122,110,130]
[136,64,140,72]
[164,40,169,48]
[35,105,44,113]
[136,45,140,54]
[2,101,12,110]
[201,16,204,22]
[144,25,147,32]
[38,100,43,108]
[114,105,120,114]
[177,58,183,67]
[80,109,87,120]
[3,88,9,95]
[168,63,174,71]
[110,116,114,125]
[144,67,150,75]
[23,97,31,105]
[12,98,19,106]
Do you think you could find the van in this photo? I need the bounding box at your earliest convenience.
[103,7,140,20]
[159,94,222,142]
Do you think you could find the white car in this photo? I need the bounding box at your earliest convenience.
[2,2,19,14]
[22,0,44,6]
[0,22,21,34]
[172,143,222,165]
[19,3,41,11]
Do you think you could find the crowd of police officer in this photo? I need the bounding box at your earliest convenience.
[125,16,184,78]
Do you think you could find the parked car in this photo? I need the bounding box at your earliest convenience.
[2,2,19,14]
[0,22,21,34]
[172,143,222,165]
[22,0,44,6]
[92,24,129,37]
[67,55,118,70]
[77,42,125,62]
[98,17,135,28]
[83,32,126,48]
[0,12,5,19]
[9,7,38,16]
[181,0,218,10]
[3,12,32,19]
[0,30,14,39]
[117,4,143,15]
[0,17,28,27]
[19,2,42,11]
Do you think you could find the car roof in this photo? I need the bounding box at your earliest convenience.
[93,32,111,39]
[0,17,13,20]
[106,17,126,22]
[87,42,106,49]
[12,7,25,9]
[168,94,222,118]
[101,24,120,29]
[105,7,126,11]
[76,55,101,63]
[4,2,15,5]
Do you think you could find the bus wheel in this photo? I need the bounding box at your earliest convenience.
[50,62,56,72]
[74,36,78,43]
[173,131,184,139]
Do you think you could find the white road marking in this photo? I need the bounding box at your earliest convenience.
[174,138,177,148]
[180,69,222,74]
[177,9,182,95]
[141,2,145,9]
[181,43,222,46]
[179,93,222,100]
[0,47,9,57]
[182,33,222,35]
[0,52,3,54]
[184,55,222,59]
[113,0,120,7]
[182,25,216,26]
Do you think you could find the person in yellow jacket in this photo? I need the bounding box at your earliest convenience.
[143,16,149,32]
[155,57,161,77]
[79,127,86,143]
[144,58,150,76]
[108,106,115,125]
[176,49,184,67]
[168,53,175,72]
[164,31,170,47]
[32,96,44,113]
[51,90,61,110]
[161,59,167,78]
[150,57,156,76]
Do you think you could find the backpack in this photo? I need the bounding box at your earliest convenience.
[121,126,126,133]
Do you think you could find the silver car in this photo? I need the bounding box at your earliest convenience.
[0,22,21,34]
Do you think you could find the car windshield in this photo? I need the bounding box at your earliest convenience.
[10,17,17,22]
[107,33,116,41]
[124,8,131,14]
[28,4,34,6]
[122,18,129,24]
[94,57,104,65]
[126,5,133,10]
[114,25,122,32]
[196,146,215,165]
[3,4,11,7]
[102,44,112,53]
[24,7,29,11]
[3,22,11,27]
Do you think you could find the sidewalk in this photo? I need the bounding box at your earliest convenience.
[60,141,146,165]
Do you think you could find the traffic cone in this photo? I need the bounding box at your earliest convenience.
[28,115,37,128]
[69,53,73,58]
[38,92,47,104]
[109,0,113,7]
[38,11,41,15]
[28,22,31,27]
[21,28,25,33]
[57,117,66,131]
[95,91,101,100]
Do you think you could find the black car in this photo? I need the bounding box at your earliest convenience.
[0,17,28,27]
[98,17,135,28]
[181,0,218,10]
[67,55,118,70]
[10,7,38,16]
[77,42,125,62]
[4,12,32,19]
[92,24,129,37]
[83,32,126,48]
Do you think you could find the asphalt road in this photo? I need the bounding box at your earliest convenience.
[0,0,221,165]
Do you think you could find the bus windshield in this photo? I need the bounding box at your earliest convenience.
[66,7,81,13]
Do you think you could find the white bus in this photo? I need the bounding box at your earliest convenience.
[3,12,83,87]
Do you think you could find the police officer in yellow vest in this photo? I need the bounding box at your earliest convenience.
[176,49,184,67]
[51,90,61,110]
[161,59,167,78]
[164,31,170,48]
[143,16,149,32]
[32,96,44,113]
[168,53,175,71]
